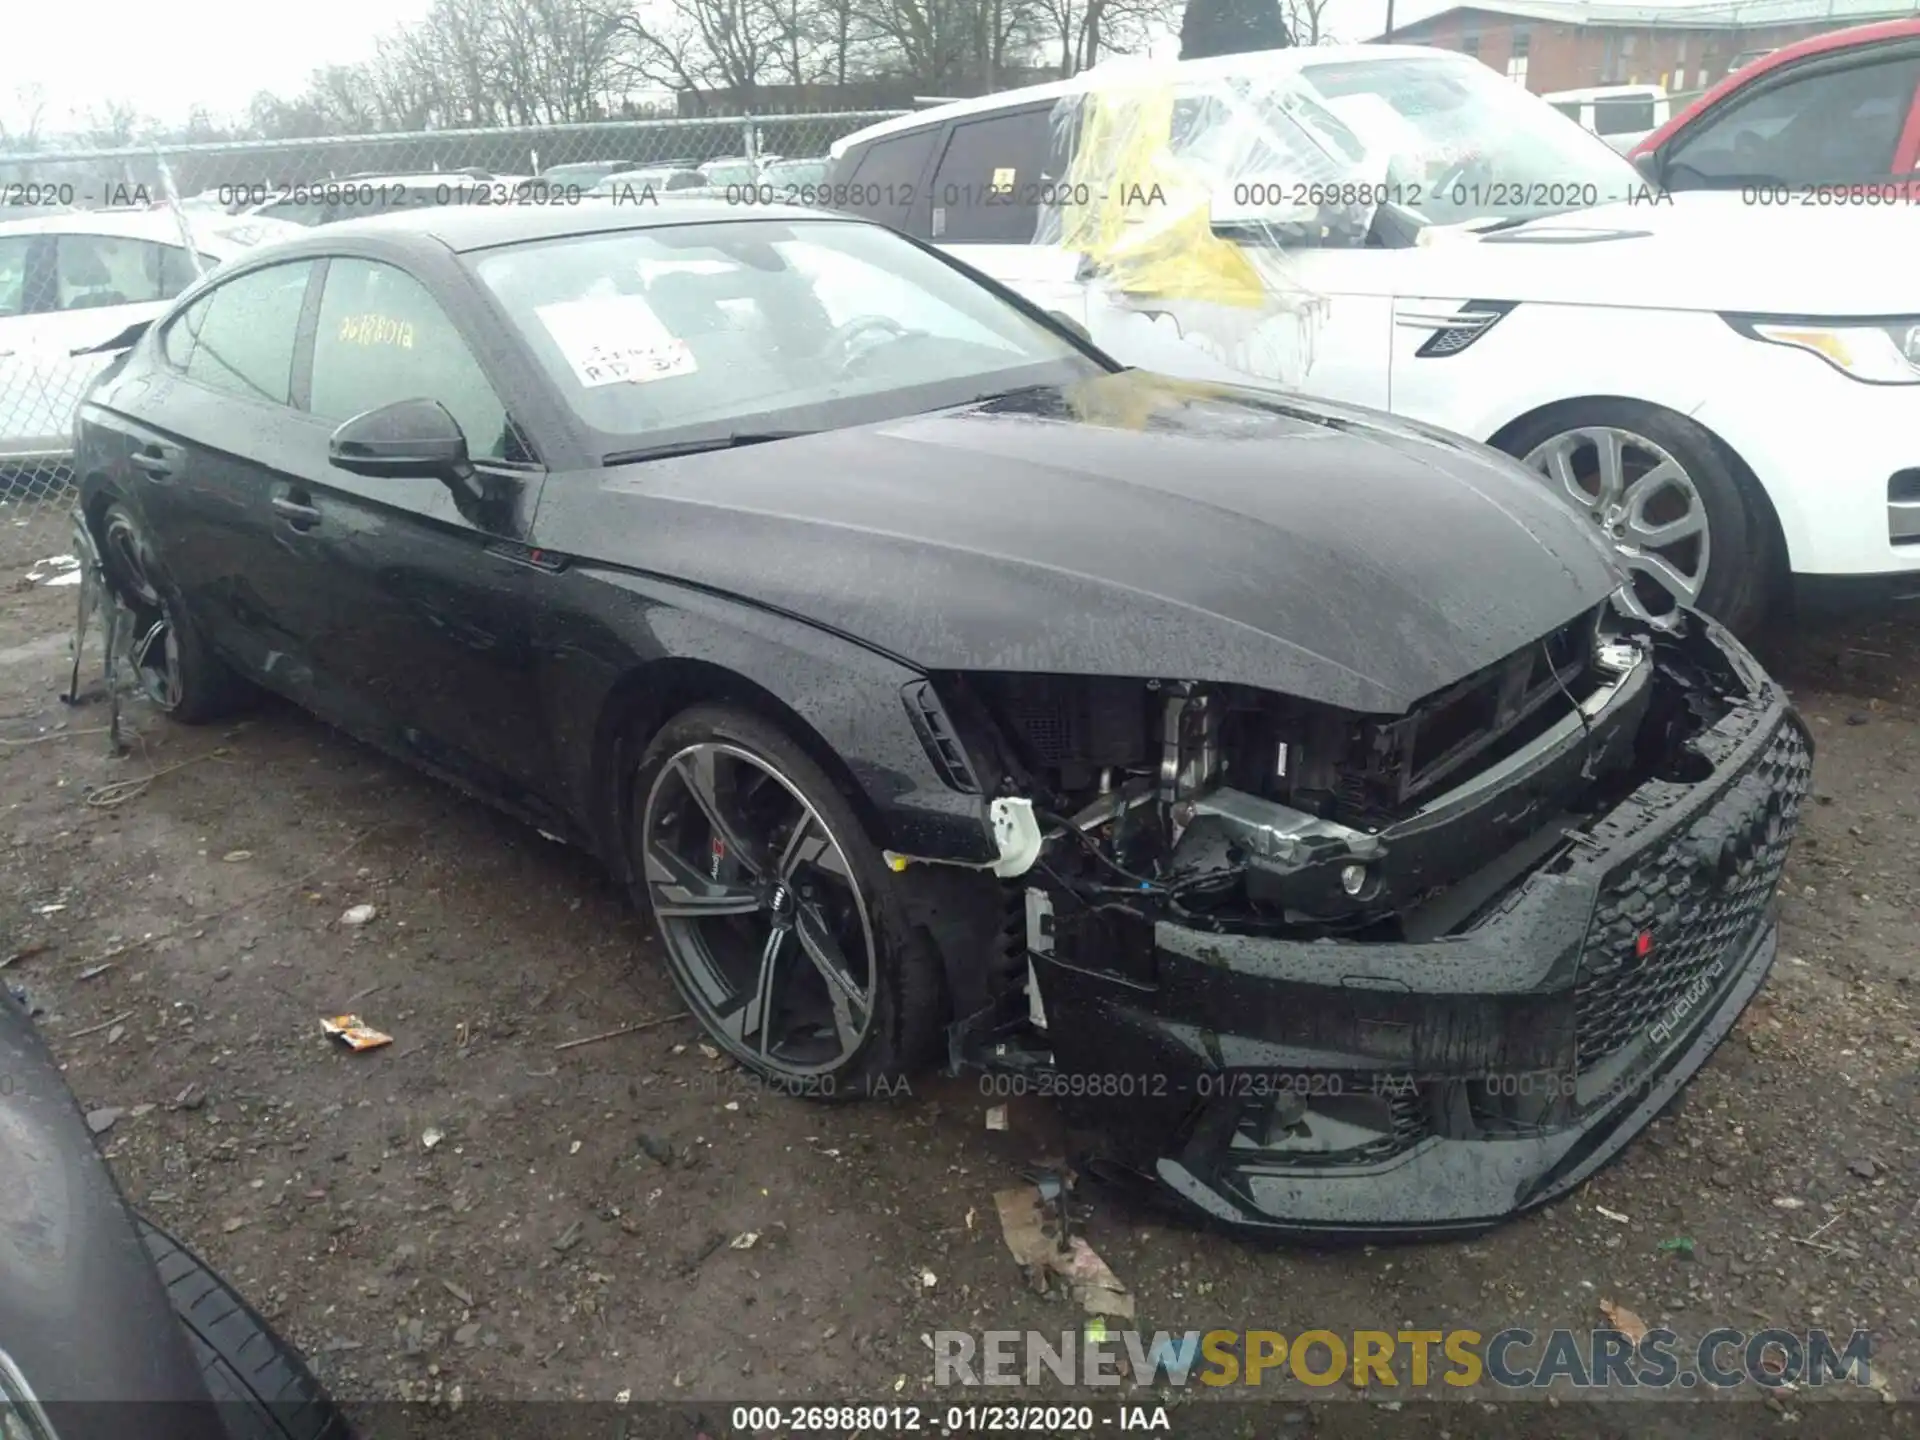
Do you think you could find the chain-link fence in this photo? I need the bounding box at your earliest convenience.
[0,110,903,521]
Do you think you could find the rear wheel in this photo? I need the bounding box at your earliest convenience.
[627,704,944,1096]
[99,503,250,723]
[1501,401,1774,635]
[137,1214,351,1440]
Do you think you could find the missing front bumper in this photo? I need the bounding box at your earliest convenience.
[1027,654,1812,1239]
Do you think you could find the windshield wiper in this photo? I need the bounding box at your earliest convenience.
[601,430,813,466]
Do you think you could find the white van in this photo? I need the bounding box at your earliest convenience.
[825,45,1920,632]
[1540,84,1672,152]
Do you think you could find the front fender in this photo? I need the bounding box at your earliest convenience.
[0,989,220,1435]
[536,565,998,867]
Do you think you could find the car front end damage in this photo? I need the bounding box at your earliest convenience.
[909,598,1811,1237]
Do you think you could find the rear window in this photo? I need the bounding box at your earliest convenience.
[834,128,940,229]
[1593,97,1657,135]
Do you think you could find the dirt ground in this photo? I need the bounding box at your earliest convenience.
[3,502,1918,1434]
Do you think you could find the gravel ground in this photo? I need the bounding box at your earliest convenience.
[2,504,1917,1436]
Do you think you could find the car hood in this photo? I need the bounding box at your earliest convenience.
[549,370,1621,713]
[1401,192,1919,313]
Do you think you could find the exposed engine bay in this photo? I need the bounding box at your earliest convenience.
[908,598,1753,953]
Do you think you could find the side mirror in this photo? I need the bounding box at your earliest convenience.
[330,399,474,492]
[1632,149,1662,185]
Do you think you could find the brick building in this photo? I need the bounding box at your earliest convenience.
[1376,0,1920,94]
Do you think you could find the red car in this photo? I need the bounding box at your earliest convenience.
[1630,17,1920,194]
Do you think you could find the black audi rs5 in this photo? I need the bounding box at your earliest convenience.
[72,201,1811,1239]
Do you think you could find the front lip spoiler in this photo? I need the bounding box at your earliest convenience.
[1150,920,1776,1243]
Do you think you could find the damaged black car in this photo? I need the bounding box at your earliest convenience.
[71,203,1811,1238]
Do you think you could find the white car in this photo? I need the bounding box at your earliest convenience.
[1,208,298,472]
[829,45,1920,630]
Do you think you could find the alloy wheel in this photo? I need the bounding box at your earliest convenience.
[102,511,183,709]
[641,741,877,1080]
[1523,426,1710,623]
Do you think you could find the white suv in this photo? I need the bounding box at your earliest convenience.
[829,45,1920,631]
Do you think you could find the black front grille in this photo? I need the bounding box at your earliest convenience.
[1575,720,1812,1073]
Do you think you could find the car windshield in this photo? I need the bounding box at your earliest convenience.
[766,159,828,186]
[471,217,1101,456]
[701,160,759,187]
[1172,54,1645,231]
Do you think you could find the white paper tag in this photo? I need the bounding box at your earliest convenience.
[536,295,698,388]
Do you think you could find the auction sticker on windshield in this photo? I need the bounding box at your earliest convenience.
[535,295,697,387]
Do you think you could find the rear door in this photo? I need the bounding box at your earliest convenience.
[110,258,322,674]
[283,255,561,819]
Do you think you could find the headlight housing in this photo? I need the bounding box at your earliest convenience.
[1727,313,1920,384]
[0,1349,56,1440]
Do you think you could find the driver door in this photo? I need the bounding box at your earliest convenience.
[267,256,563,820]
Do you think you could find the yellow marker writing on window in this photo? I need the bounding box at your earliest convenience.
[338,313,415,349]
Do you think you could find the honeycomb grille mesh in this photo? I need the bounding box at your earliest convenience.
[1575,720,1812,1073]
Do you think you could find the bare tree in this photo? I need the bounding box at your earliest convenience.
[1,84,49,152]
[1282,0,1331,44]
[1035,0,1179,74]
[83,100,144,147]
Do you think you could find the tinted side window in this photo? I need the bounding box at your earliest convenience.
[1594,97,1656,135]
[838,129,939,228]
[1667,54,1920,185]
[0,236,30,318]
[184,261,315,406]
[309,258,519,461]
[53,235,171,311]
[928,108,1057,244]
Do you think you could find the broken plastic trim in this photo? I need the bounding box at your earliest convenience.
[885,796,1042,878]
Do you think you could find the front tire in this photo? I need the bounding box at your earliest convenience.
[98,502,251,724]
[626,704,944,1096]
[1500,401,1774,635]
[137,1214,351,1440]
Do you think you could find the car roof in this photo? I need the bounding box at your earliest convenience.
[1541,83,1666,100]
[0,207,265,253]
[263,198,840,253]
[1631,15,1920,156]
[829,43,1462,154]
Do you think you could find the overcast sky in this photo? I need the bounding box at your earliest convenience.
[7,0,1527,139]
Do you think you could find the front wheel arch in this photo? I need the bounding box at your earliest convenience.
[1486,395,1786,634]
[590,657,892,887]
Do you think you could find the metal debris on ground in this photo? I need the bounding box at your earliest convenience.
[24,554,80,587]
[320,1014,393,1051]
[730,1232,760,1250]
[341,903,378,926]
[985,1104,1009,1131]
[992,1184,1135,1321]
[553,1011,691,1051]
[422,1127,444,1150]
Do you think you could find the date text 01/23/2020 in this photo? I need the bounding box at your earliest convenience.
[975,1066,1665,1108]
[725,1405,1171,1434]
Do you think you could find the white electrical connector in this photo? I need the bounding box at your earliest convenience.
[988,797,1043,878]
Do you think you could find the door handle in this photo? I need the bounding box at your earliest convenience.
[271,493,321,530]
[129,446,175,480]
